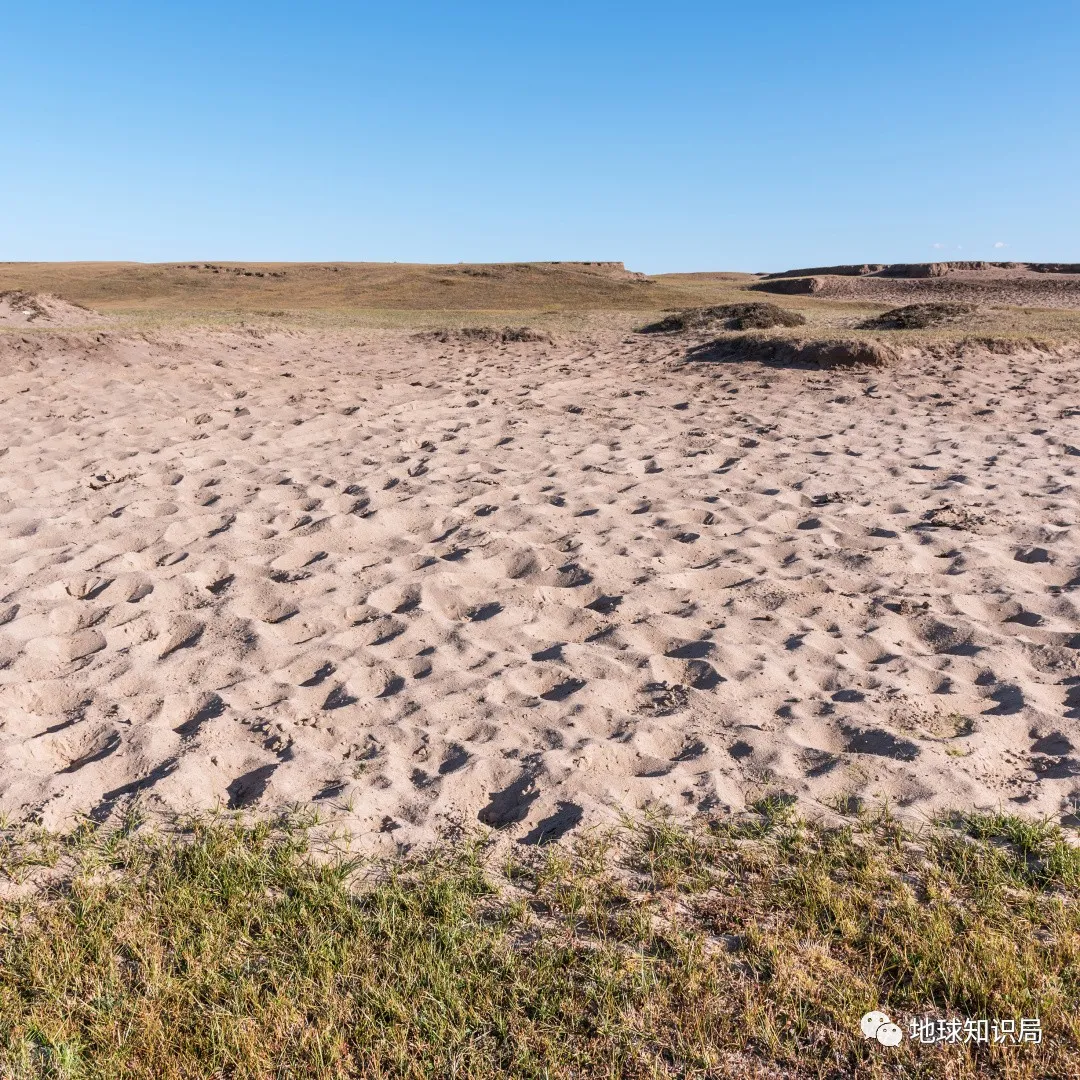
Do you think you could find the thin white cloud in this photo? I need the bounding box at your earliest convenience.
[932,243,945,249]
[994,241,1007,248]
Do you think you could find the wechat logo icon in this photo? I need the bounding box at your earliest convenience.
[861,1011,904,1047]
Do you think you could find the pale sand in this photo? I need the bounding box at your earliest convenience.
[0,292,109,328]
[1,328,1078,846]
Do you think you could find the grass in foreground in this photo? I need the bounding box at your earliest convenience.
[0,807,1078,1079]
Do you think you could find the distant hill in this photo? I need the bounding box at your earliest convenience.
[0,262,757,314]
[762,261,1080,279]
[752,262,1080,310]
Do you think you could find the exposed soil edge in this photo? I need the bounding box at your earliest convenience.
[684,333,1079,369]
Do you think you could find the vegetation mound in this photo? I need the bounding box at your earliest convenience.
[861,302,977,329]
[691,334,897,368]
[639,302,805,333]
[414,326,553,345]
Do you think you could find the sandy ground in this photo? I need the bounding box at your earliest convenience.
[0,291,108,328]
[1,328,1079,846]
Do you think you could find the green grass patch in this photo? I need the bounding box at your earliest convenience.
[0,809,1077,1078]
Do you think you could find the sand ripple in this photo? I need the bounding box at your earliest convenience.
[1,328,1078,845]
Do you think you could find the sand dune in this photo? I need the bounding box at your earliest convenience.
[0,291,108,327]
[1,328,1078,846]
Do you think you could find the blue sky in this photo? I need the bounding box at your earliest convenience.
[2,1,1078,272]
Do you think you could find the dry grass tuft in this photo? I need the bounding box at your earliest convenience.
[639,302,806,334]
[412,325,554,345]
[861,302,978,330]
[689,334,898,368]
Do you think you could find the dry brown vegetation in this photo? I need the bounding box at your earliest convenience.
[1,260,1078,346]
[687,333,899,368]
[0,261,754,316]
[860,302,977,330]
[412,325,554,345]
[638,302,806,334]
